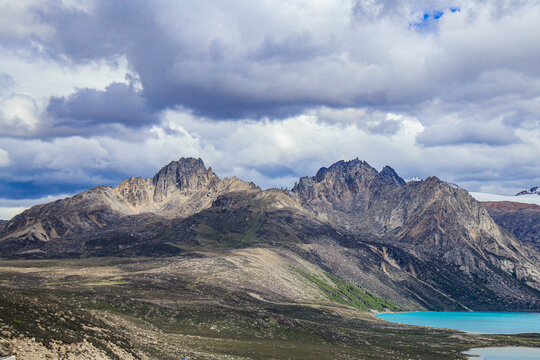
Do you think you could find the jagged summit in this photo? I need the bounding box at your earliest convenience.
[292,159,406,217]
[294,159,405,190]
[311,158,377,182]
[114,156,257,215]
[380,165,406,186]
[293,159,381,194]
[152,157,219,201]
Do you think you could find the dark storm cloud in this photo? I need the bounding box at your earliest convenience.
[46,82,158,128]
[252,164,298,179]
[24,2,387,119]
[367,118,402,135]
[36,1,165,62]
[36,1,312,119]
[251,32,333,63]
[4,0,533,122]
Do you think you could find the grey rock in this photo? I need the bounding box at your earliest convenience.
[484,201,540,250]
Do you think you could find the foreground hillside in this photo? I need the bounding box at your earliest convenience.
[1,255,539,360]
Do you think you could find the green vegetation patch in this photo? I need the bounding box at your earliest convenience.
[194,208,265,249]
[300,270,401,312]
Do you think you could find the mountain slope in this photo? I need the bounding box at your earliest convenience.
[1,157,540,311]
[483,201,540,251]
[0,158,257,255]
[290,160,540,310]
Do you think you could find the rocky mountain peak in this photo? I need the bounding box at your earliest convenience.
[294,159,378,192]
[317,159,377,180]
[291,159,403,229]
[152,157,219,202]
[379,165,406,186]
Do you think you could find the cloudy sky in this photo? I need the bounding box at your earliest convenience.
[1,0,540,219]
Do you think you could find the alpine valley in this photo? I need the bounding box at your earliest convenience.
[1,157,539,359]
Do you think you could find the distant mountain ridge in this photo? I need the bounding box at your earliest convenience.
[516,186,540,196]
[1,156,540,311]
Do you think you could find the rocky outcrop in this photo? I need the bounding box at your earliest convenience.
[484,201,540,250]
[291,159,405,233]
[152,158,219,201]
[379,165,407,186]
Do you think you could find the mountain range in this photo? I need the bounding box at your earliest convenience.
[1,157,539,312]
[516,186,540,196]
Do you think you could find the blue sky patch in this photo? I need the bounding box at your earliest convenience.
[412,8,460,32]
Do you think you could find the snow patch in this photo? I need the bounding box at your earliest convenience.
[406,177,422,183]
[470,192,540,206]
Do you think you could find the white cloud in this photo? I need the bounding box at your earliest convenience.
[470,192,540,205]
[0,0,55,41]
[0,94,40,136]
[0,207,26,220]
[0,51,132,104]
[164,108,425,188]
[1,105,539,198]
[416,118,520,146]
[0,194,70,220]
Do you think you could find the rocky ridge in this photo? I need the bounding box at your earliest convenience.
[0,158,258,246]
[516,186,540,196]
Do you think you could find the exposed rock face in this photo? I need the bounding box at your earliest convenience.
[116,177,154,207]
[484,201,540,250]
[291,159,406,233]
[389,178,540,301]
[1,186,134,245]
[152,158,219,202]
[115,158,257,217]
[379,165,407,186]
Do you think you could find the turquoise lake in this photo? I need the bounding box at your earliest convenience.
[376,312,540,334]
